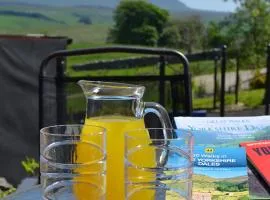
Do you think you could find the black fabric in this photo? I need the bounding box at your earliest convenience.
[0,37,69,185]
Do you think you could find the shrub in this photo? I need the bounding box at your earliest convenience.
[193,81,207,98]
[158,26,180,48]
[131,25,159,46]
[249,70,266,89]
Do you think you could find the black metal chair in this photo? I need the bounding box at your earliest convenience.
[39,46,193,130]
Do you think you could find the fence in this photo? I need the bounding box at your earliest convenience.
[72,45,228,116]
[39,46,195,130]
[265,44,270,115]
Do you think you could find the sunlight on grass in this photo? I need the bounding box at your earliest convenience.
[193,89,265,109]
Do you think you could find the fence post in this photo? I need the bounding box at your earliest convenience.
[213,50,219,109]
[265,44,270,115]
[235,54,240,105]
[220,45,227,117]
[159,55,165,106]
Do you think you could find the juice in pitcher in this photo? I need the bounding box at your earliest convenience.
[85,116,155,199]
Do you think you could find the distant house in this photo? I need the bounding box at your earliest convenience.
[193,192,212,200]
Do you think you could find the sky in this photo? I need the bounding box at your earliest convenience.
[179,0,239,12]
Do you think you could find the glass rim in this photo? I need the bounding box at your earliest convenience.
[77,80,145,90]
[40,124,106,137]
[124,128,193,141]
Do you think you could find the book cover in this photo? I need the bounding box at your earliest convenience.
[174,116,270,199]
[192,146,249,200]
[240,140,270,187]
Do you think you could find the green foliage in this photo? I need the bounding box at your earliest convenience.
[193,89,264,109]
[0,188,16,198]
[193,82,207,98]
[215,181,248,192]
[78,16,92,25]
[108,0,169,45]
[205,21,228,48]
[21,157,39,176]
[131,25,159,46]
[158,26,180,48]
[249,69,266,89]
[168,16,205,53]
[210,0,270,67]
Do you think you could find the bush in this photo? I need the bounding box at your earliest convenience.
[78,16,92,25]
[131,25,159,46]
[158,26,180,48]
[193,81,207,98]
[249,70,266,89]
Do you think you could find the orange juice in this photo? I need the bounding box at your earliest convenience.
[73,125,106,199]
[76,116,155,199]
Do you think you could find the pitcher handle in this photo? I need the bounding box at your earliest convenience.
[144,102,172,167]
[144,102,173,130]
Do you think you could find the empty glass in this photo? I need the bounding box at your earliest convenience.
[40,124,106,200]
[125,128,193,200]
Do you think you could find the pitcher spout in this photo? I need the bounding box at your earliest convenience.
[77,80,145,99]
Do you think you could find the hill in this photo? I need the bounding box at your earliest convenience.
[0,0,231,44]
[0,0,190,11]
[0,4,112,44]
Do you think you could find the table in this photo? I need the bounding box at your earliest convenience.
[3,185,41,200]
[3,167,270,200]
[3,179,270,200]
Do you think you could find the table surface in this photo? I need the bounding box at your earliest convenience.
[3,169,270,200]
[3,185,41,200]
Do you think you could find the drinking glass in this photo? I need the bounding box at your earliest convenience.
[40,124,106,200]
[125,128,193,200]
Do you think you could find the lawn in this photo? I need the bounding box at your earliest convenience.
[193,89,265,109]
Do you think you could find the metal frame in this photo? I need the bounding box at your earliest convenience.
[265,44,270,115]
[220,45,227,117]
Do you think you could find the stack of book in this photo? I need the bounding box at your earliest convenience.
[174,115,270,199]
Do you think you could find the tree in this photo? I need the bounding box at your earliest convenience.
[203,0,270,70]
[130,25,159,46]
[221,0,270,67]
[168,16,205,53]
[204,21,229,49]
[78,16,92,25]
[108,0,169,46]
[158,26,180,48]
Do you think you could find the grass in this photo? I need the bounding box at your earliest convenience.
[66,87,265,117]
[193,89,265,110]
[0,4,112,44]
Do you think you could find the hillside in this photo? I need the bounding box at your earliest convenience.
[0,0,190,11]
[172,9,230,23]
[0,0,231,44]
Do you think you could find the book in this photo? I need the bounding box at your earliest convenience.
[174,116,270,199]
[240,140,270,187]
[192,146,249,200]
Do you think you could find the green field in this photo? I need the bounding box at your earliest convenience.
[0,4,112,44]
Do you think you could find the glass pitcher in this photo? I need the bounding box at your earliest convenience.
[78,80,173,200]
